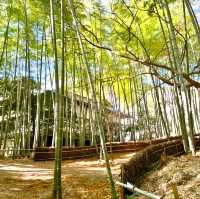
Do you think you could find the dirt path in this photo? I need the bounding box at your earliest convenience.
[0,152,135,199]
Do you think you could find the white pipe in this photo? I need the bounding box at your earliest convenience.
[115,181,162,199]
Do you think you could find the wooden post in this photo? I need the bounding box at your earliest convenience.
[170,183,180,199]
[120,164,125,199]
[176,143,178,155]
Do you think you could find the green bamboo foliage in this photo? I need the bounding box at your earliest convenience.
[184,0,200,45]
[0,0,200,197]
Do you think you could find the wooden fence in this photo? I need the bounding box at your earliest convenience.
[33,135,199,161]
[120,134,200,198]
[33,141,149,161]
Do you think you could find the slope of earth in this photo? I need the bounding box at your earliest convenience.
[134,152,200,199]
[0,152,135,199]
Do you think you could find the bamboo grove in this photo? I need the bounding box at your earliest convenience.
[0,0,199,198]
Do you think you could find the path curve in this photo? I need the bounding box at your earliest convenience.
[0,152,136,199]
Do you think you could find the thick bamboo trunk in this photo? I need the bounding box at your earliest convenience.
[50,0,63,198]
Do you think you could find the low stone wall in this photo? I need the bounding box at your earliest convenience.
[120,135,200,198]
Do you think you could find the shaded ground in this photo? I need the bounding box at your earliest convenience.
[135,152,200,199]
[0,152,135,199]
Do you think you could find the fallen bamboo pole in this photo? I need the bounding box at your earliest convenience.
[116,181,162,199]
